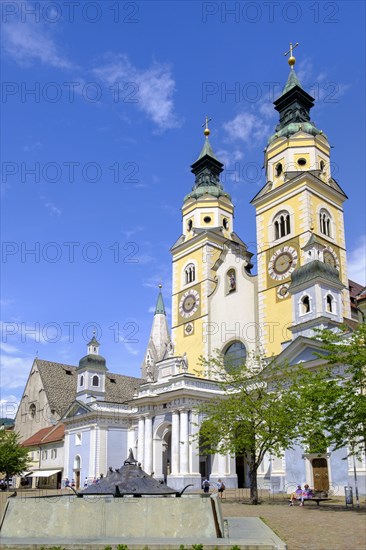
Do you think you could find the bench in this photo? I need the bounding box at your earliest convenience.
[288,497,332,507]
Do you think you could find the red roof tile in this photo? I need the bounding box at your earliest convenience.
[349,279,364,300]
[22,423,64,447]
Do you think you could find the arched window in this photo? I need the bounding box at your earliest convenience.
[187,219,193,231]
[326,294,334,313]
[300,295,311,315]
[224,341,247,371]
[29,403,36,419]
[80,375,84,387]
[275,163,283,177]
[273,210,291,240]
[320,160,325,173]
[92,375,99,387]
[319,209,332,237]
[185,263,195,285]
[227,269,236,294]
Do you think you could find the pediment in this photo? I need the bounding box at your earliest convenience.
[62,400,92,419]
[276,336,328,366]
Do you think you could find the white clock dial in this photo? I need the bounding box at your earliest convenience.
[268,246,298,281]
[277,284,290,299]
[323,247,339,269]
[179,290,200,318]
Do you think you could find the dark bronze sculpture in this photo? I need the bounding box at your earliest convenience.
[80,449,192,497]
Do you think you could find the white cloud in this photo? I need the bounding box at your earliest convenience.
[0,342,19,354]
[123,343,140,357]
[45,202,62,216]
[0,396,19,419]
[40,196,62,216]
[0,354,32,390]
[2,1,72,69]
[296,57,351,108]
[93,55,182,131]
[223,112,270,148]
[347,235,366,285]
[23,141,42,152]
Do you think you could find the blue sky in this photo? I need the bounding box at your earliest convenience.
[1,0,365,417]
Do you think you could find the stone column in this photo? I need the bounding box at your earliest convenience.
[171,410,180,475]
[180,410,189,474]
[190,411,201,475]
[217,453,227,476]
[144,416,153,475]
[137,417,145,467]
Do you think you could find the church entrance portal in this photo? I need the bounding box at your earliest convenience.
[312,457,329,492]
[236,455,250,488]
[73,455,81,489]
[154,422,171,481]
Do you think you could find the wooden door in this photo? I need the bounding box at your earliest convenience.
[75,470,80,489]
[312,458,329,492]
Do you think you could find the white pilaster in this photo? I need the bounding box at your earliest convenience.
[171,410,180,475]
[89,427,96,478]
[137,417,145,467]
[190,411,200,475]
[144,416,153,475]
[217,453,227,475]
[180,410,189,474]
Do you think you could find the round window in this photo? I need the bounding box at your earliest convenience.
[297,158,307,166]
[203,216,212,223]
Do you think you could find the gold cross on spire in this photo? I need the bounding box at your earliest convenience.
[202,116,211,137]
[284,42,299,68]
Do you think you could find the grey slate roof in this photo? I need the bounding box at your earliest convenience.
[36,359,142,416]
[288,260,343,292]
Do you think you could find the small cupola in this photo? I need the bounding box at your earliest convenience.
[77,333,108,402]
[87,334,100,356]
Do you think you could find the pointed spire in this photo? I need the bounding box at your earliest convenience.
[141,285,171,380]
[185,118,230,201]
[268,43,326,144]
[155,284,166,315]
[195,116,219,162]
[196,136,219,162]
[282,68,302,95]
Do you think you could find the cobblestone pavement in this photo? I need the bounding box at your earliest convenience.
[0,490,365,549]
[222,499,366,550]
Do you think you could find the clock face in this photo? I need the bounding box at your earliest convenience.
[277,284,289,299]
[324,249,338,269]
[179,290,200,318]
[268,246,298,281]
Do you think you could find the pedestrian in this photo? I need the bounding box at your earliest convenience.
[202,478,210,494]
[83,477,88,488]
[65,478,70,488]
[217,478,225,498]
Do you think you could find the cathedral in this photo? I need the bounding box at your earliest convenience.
[15,50,366,496]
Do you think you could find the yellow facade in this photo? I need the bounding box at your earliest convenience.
[171,217,224,376]
[254,131,349,356]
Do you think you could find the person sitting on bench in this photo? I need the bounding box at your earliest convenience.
[289,485,303,506]
[300,484,314,506]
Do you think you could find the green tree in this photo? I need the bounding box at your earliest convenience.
[314,323,366,458]
[197,353,322,505]
[0,430,30,488]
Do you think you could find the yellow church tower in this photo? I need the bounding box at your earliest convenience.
[171,119,256,375]
[251,44,351,356]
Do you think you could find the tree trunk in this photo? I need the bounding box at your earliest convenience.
[249,460,258,505]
